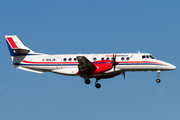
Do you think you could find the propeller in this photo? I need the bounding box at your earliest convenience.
[112,54,126,80]
[112,53,118,71]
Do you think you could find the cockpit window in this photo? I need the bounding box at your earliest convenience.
[149,55,155,59]
[142,55,156,59]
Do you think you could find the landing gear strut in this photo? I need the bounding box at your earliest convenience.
[95,78,101,89]
[156,70,161,83]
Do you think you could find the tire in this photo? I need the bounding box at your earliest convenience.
[85,79,91,84]
[95,83,101,88]
[156,79,161,83]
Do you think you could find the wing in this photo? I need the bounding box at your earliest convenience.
[76,56,97,73]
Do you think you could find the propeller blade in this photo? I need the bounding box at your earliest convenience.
[112,53,118,71]
[122,72,125,80]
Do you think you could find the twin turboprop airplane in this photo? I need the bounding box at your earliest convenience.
[5,35,176,88]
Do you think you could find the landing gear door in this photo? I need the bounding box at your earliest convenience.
[56,57,62,69]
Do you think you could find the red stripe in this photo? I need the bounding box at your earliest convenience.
[141,61,166,65]
[118,61,166,65]
[23,60,78,64]
[7,37,18,48]
[23,60,166,66]
[118,61,139,63]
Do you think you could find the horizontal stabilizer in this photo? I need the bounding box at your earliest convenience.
[13,48,30,54]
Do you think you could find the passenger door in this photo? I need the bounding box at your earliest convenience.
[56,57,62,69]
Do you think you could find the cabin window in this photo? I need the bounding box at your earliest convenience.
[106,57,109,60]
[126,57,130,61]
[93,57,97,61]
[121,57,124,61]
[74,58,77,61]
[63,58,67,62]
[101,57,104,60]
[68,58,72,62]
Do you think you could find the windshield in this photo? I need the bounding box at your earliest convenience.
[149,55,155,59]
[142,55,156,59]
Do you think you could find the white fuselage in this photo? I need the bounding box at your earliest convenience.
[16,53,176,78]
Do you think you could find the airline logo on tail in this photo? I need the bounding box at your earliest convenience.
[6,37,18,49]
[5,35,37,56]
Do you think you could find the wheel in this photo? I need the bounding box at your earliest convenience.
[95,83,101,89]
[156,79,161,83]
[85,79,91,84]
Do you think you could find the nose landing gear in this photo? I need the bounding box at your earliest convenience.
[156,78,161,83]
[156,70,161,83]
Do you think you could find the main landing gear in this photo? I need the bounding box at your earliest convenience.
[85,79,91,84]
[95,78,101,89]
[84,78,101,89]
[156,70,161,83]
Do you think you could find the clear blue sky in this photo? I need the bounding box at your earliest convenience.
[0,0,180,120]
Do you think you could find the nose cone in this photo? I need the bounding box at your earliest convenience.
[166,62,176,70]
[158,60,176,71]
[169,64,176,70]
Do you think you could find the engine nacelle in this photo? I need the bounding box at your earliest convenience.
[92,60,113,74]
